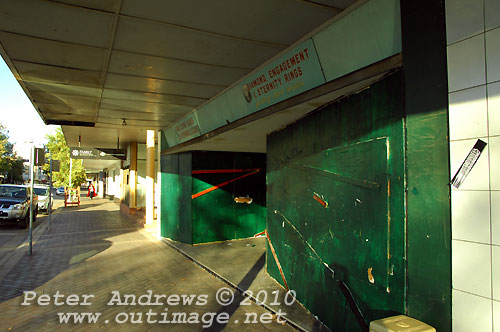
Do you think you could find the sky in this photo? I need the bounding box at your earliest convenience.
[0,57,59,159]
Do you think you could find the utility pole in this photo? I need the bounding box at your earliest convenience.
[28,146,45,255]
[48,159,60,232]
[28,145,34,256]
[48,159,53,232]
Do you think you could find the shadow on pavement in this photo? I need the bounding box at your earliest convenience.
[165,237,333,332]
[202,253,266,332]
[0,203,141,303]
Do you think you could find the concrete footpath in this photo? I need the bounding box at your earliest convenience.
[163,238,331,332]
[0,197,309,332]
[0,199,64,287]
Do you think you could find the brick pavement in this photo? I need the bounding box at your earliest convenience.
[0,197,295,332]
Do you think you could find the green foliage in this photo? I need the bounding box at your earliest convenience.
[44,128,86,188]
[8,158,25,183]
[0,124,14,174]
[0,124,25,183]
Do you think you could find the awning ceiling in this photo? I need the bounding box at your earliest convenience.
[0,0,357,149]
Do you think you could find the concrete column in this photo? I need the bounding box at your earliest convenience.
[401,2,450,331]
[98,171,104,198]
[129,142,137,209]
[146,130,155,225]
[119,169,124,201]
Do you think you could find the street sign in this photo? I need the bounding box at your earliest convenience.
[52,159,60,172]
[34,148,45,166]
[69,147,126,160]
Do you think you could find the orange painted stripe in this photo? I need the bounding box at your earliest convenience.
[191,169,261,199]
[313,194,327,208]
[266,230,289,291]
[254,230,266,237]
[192,168,260,174]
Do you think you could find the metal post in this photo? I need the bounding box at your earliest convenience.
[48,159,53,232]
[28,145,34,256]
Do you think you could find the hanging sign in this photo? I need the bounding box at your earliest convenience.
[34,148,45,166]
[70,147,126,160]
[174,113,201,144]
[239,38,325,113]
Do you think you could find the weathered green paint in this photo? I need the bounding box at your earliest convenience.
[400,0,451,331]
[267,72,405,332]
[191,152,266,244]
[160,152,192,243]
[233,153,267,239]
[160,151,266,244]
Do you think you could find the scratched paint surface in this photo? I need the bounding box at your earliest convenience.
[267,72,405,332]
[160,152,193,243]
[160,151,266,244]
[192,152,266,244]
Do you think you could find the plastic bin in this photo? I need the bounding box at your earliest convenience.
[370,315,436,332]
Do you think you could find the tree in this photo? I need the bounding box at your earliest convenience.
[44,128,86,188]
[7,158,25,183]
[0,124,14,174]
[0,124,25,183]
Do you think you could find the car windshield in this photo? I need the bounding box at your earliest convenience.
[34,188,48,196]
[0,186,27,198]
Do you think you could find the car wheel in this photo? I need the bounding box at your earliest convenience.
[18,214,28,229]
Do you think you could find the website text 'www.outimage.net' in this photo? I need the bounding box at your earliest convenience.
[21,288,297,328]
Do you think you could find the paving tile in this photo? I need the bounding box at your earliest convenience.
[0,198,296,332]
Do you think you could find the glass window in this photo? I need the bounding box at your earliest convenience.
[0,186,27,198]
[34,188,48,196]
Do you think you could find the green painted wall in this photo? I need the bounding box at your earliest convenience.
[267,72,405,332]
[400,1,451,331]
[160,152,192,244]
[191,152,266,244]
[160,151,266,244]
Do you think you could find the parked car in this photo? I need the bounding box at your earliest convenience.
[56,186,65,195]
[0,184,38,228]
[34,185,53,213]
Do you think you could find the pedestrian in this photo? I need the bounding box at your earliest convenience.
[87,182,95,199]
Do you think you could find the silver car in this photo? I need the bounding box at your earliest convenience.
[0,184,38,228]
[56,186,65,195]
